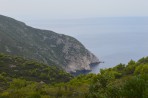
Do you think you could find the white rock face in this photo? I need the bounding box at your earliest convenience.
[57,36,99,73]
[65,53,99,72]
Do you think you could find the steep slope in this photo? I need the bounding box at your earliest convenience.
[0,53,72,85]
[0,15,99,73]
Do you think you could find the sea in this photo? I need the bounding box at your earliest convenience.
[24,17,148,73]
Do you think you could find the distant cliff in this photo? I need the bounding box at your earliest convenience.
[0,15,99,73]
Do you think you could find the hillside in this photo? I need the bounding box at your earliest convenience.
[0,15,99,73]
[0,53,72,90]
[0,53,147,98]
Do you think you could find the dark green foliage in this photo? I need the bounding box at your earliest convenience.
[0,53,148,98]
[0,53,72,84]
[124,60,136,75]
[137,57,148,64]
[87,57,148,98]
[134,64,148,75]
[122,75,148,98]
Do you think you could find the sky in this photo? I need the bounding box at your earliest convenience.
[0,0,148,20]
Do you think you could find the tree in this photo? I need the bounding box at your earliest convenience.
[122,75,147,98]
[124,60,136,75]
[134,64,148,75]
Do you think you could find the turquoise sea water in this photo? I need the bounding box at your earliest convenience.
[25,17,148,73]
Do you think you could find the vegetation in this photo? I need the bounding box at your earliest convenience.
[0,53,147,98]
[0,53,72,91]
[86,58,148,98]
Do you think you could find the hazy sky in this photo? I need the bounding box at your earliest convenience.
[0,0,148,20]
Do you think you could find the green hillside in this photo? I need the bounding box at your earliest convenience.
[0,53,147,98]
[0,53,72,91]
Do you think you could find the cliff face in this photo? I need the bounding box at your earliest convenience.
[0,15,99,73]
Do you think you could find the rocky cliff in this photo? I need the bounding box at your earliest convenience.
[0,15,99,73]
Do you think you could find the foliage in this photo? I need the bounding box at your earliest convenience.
[0,53,72,85]
[87,57,148,98]
[0,53,148,98]
[122,74,148,98]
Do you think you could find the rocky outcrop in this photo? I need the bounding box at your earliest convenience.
[0,15,99,73]
[65,51,99,72]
